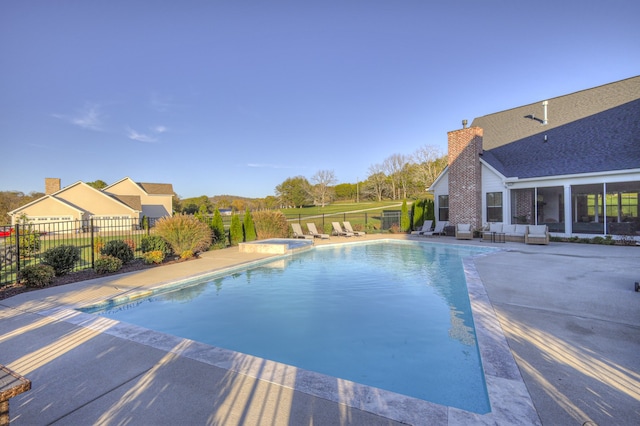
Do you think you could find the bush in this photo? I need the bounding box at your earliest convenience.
[8,229,41,258]
[18,264,55,288]
[400,199,410,232]
[229,214,243,246]
[94,236,105,256]
[243,209,257,242]
[154,214,212,255]
[210,209,226,248]
[95,255,123,274]
[41,245,81,276]
[101,240,135,264]
[180,250,195,260]
[252,211,289,239]
[140,235,171,255]
[142,250,165,264]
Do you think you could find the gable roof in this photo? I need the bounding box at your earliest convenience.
[473,76,640,179]
[138,182,174,195]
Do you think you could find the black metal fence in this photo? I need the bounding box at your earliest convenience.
[0,217,162,287]
[1,210,406,288]
[283,210,402,234]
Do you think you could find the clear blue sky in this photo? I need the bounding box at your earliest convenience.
[1,1,638,199]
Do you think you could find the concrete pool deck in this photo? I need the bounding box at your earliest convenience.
[0,234,638,425]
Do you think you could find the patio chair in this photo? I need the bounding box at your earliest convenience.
[421,221,448,237]
[455,223,473,240]
[525,225,550,245]
[307,223,330,239]
[332,222,354,237]
[291,223,313,239]
[411,220,433,235]
[343,221,365,236]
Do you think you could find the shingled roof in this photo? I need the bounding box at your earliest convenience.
[137,182,174,195]
[473,76,640,179]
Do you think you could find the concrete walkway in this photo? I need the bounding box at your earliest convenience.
[0,235,638,425]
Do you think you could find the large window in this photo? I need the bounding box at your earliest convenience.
[572,184,604,234]
[605,181,640,235]
[438,195,449,221]
[486,192,503,222]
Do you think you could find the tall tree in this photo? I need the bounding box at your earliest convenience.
[382,153,410,200]
[412,145,448,191]
[86,179,108,190]
[310,169,337,207]
[275,176,311,208]
[366,164,387,202]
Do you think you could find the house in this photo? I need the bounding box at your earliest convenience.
[9,177,174,232]
[429,76,640,238]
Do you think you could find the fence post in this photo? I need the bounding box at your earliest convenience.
[15,224,21,274]
[90,218,95,269]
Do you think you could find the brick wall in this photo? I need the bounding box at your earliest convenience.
[45,178,61,195]
[447,127,483,230]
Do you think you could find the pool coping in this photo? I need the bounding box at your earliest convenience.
[40,239,541,425]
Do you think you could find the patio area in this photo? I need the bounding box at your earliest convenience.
[0,234,638,425]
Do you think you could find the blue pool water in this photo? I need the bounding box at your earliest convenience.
[85,241,492,413]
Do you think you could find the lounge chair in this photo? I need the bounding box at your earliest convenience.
[291,223,313,239]
[455,223,473,240]
[307,223,330,239]
[421,221,448,237]
[332,222,354,237]
[343,221,365,236]
[411,220,433,235]
[525,225,550,245]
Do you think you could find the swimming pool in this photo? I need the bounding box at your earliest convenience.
[84,241,493,413]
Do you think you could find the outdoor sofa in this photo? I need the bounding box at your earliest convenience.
[482,223,528,243]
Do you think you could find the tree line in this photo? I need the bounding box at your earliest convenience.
[1,145,446,222]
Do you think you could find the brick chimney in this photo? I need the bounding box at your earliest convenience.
[447,126,483,230]
[45,178,61,195]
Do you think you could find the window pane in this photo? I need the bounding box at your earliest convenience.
[486,192,502,222]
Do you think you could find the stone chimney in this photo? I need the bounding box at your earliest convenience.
[45,178,61,195]
[447,126,483,230]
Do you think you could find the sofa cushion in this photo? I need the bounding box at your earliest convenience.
[458,224,470,232]
[502,224,516,233]
[514,225,528,235]
[489,223,503,233]
[528,225,547,235]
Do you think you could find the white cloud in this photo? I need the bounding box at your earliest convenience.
[126,127,157,143]
[53,103,104,131]
[152,125,168,134]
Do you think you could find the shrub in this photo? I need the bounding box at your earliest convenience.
[142,250,165,264]
[400,199,410,232]
[8,229,41,258]
[101,240,135,264]
[154,214,212,255]
[19,264,55,288]
[140,235,171,255]
[210,209,226,248]
[41,245,81,276]
[252,211,289,239]
[229,214,243,246]
[124,238,136,251]
[243,209,257,242]
[95,255,123,274]
[180,250,195,260]
[411,199,424,231]
[94,236,105,256]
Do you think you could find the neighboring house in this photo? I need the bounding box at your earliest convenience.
[9,177,174,232]
[429,76,640,237]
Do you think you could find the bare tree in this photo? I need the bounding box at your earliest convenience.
[412,145,448,191]
[366,164,387,201]
[310,169,337,207]
[383,153,410,200]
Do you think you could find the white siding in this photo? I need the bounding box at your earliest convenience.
[481,164,507,224]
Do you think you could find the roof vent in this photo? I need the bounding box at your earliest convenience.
[462,119,468,129]
[542,100,548,125]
